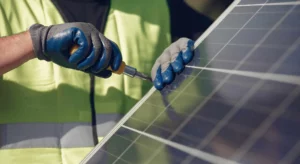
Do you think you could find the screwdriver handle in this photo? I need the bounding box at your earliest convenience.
[70,45,126,74]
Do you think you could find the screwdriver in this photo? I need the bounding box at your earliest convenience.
[70,45,152,82]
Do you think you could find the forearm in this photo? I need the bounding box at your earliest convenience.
[0,31,35,75]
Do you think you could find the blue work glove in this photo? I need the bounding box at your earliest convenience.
[29,22,122,78]
[151,38,194,90]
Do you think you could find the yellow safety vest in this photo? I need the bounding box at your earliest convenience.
[0,0,171,163]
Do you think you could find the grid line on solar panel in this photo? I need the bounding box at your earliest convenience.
[110,129,148,163]
[204,36,300,50]
[185,66,300,85]
[114,132,185,163]
[113,132,155,152]
[202,43,291,52]
[231,86,300,161]
[196,46,299,73]
[111,116,193,164]
[127,117,201,143]
[99,149,131,164]
[278,141,300,164]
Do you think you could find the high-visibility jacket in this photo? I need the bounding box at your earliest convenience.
[0,0,212,163]
[0,0,171,163]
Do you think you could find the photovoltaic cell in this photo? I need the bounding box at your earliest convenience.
[82,0,300,163]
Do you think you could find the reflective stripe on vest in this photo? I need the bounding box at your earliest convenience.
[0,123,94,148]
[0,114,121,149]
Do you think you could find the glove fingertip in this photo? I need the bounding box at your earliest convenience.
[181,49,194,64]
[171,54,185,73]
[187,40,195,48]
[154,78,164,90]
[162,66,174,85]
[154,67,164,90]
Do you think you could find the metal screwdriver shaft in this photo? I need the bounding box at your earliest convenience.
[70,45,152,82]
[123,65,152,82]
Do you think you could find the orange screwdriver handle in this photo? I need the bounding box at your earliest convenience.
[70,45,126,74]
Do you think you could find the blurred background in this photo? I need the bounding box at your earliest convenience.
[185,0,233,19]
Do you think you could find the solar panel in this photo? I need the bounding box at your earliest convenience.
[82,0,300,163]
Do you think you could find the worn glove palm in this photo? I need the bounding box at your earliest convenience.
[151,38,194,90]
[29,22,122,78]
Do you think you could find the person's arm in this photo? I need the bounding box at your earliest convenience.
[0,31,35,75]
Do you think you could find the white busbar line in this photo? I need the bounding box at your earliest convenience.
[186,65,300,85]
[237,1,300,7]
[122,125,240,164]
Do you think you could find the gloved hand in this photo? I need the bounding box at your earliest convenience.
[29,22,122,78]
[151,38,194,90]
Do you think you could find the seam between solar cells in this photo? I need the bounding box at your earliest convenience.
[237,1,300,7]
[99,149,132,164]
[186,66,300,85]
[113,132,185,162]
[201,42,293,49]
[128,116,201,142]
[279,140,300,164]
[121,125,240,164]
